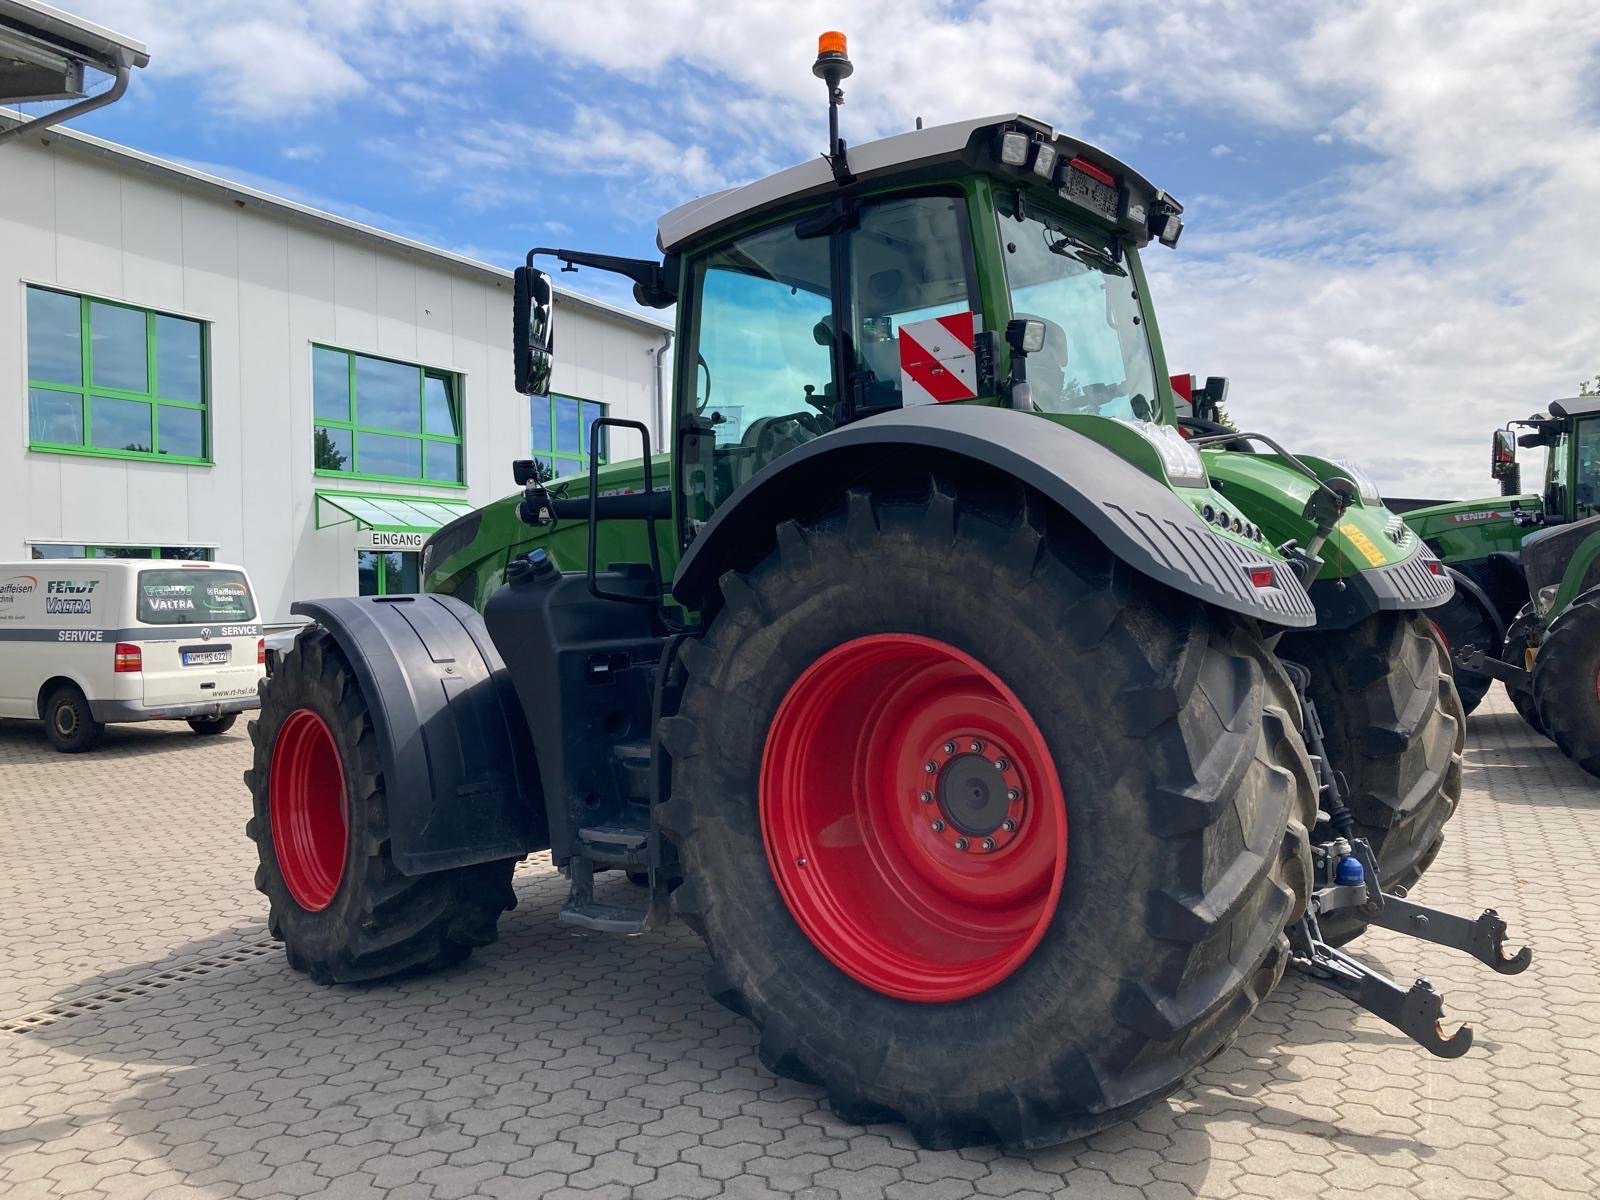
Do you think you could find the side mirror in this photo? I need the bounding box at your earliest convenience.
[513,266,555,396]
[1491,428,1517,479]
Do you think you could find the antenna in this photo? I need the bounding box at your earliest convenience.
[813,31,854,185]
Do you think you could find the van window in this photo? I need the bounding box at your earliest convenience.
[136,568,256,625]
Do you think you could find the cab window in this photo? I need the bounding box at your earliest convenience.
[685,215,834,514]
[845,194,978,412]
[1576,419,1600,517]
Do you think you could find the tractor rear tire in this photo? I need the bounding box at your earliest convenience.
[1428,592,1496,714]
[1532,591,1600,779]
[1278,613,1463,945]
[245,628,517,983]
[659,480,1317,1149]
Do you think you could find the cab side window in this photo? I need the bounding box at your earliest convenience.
[1575,419,1600,517]
[684,217,834,516]
[847,195,977,412]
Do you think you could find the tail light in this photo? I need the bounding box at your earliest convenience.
[257,638,266,666]
[114,643,142,673]
[1248,567,1275,589]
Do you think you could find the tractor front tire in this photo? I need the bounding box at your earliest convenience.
[1278,612,1463,944]
[245,628,517,983]
[1532,592,1600,778]
[1428,591,1496,714]
[660,481,1317,1149]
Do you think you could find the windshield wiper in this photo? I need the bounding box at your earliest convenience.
[1042,229,1126,276]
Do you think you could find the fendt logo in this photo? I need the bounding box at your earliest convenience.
[46,579,100,594]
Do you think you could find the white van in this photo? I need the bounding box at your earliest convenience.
[0,559,265,752]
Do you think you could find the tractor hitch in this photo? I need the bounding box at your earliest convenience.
[1364,889,1532,975]
[1456,645,1530,690]
[1289,918,1474,1059]
[1291,843,1531,1057]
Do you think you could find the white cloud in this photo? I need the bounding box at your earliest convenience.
[68,0,1600,497]
[1210,144,1232,157]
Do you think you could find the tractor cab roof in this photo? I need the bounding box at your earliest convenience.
[656,113,1180,256]
[1547,396,1600,420]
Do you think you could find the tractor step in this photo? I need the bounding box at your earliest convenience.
[576,821,650,866]
[558,856,668,935]
[611,740,653,804]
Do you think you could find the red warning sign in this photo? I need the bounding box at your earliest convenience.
[898,311,977,406]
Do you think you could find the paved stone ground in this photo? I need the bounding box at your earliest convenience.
[1,691,1597,1200]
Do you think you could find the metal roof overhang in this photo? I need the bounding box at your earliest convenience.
[315,491,475,534]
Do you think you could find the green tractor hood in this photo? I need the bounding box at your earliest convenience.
[1402,494,1543,567]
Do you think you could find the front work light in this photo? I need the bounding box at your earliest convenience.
[1032,142,1058,179]
[999,130,1030,165]
[1006,318,1046,355]
[1122,419,1209,488]
[1332,459,1383,506]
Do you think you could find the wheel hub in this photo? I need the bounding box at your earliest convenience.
[269,707,349,912]
[929,741,1025,846]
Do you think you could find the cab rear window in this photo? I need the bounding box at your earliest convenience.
[136,569,256,625]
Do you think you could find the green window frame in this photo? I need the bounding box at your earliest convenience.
[529,394,606,482]
[29,544,214,560]
[25,286,211,464]
[357,550,419,596]
[313,345,466,487]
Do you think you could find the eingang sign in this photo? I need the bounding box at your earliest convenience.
[358,530,426,551]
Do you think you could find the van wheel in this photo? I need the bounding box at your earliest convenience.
[44,684,104,753]
[188,714,238,736]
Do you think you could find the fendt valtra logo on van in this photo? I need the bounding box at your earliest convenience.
[45,578,99,615]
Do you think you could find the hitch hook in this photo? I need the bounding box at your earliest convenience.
[1369,891,1532,976]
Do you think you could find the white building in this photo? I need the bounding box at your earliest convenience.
[0,116,672,620]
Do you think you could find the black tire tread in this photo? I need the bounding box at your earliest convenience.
[1532,592,1600,778]
[1278,612,1463,943]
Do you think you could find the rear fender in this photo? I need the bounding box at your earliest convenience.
[289,594,545,874]
[672,404,1317,628]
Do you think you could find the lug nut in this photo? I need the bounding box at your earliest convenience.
[1006,788,1020,802]
[919,790,933,804]
[954,837,969,851]
[925,761,938,774]
[931,819,945,832]
[982,837,996,851]
[944,741,957,754]
[969,739,984,753]
[796,857,808,868]
[1002,819,1016,832]
[994,758,1009,771]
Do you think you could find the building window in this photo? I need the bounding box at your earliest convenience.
[357,550,419,596]
[30,544,214,560]
[26,286,209,463]
[313,346,464,485]
[529,394,605,481]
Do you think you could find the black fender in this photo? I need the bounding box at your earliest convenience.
[1304,542,1455,629]
[1447,567,1507,643]
[290,594,545,875]
[672,403,1317,627]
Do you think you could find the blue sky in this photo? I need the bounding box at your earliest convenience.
[23,1,1600,497]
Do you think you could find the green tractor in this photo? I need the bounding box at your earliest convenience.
[248,38,1528,1149]
[1461,509,1600,774]
[1403,395,1600,715]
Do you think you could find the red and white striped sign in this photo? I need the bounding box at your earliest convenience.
[898,311,977,406]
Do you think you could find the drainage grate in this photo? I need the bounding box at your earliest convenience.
[0,937,279,1035]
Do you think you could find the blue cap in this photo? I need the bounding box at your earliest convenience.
[529,548,548,564]
[1335,855,1365,886]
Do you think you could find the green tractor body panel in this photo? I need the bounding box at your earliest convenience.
[424,456,673,611]
[1403,494,1543,567]
[1202,450,1420,580]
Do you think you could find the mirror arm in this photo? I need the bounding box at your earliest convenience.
[527,247,678,307]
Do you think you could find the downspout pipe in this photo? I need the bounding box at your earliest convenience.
[652,331,673,451]
[0,61,131,146]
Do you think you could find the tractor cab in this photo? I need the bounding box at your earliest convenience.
[1495,394,1600,524]
[514,69,1198,556]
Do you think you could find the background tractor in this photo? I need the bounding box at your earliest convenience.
[1403,395,1600,716]
[250,37,1526,1149]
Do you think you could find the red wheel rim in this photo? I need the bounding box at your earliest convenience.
[269,708,348,912]
[1429,619,1450,655]
[760,634,1067,1002]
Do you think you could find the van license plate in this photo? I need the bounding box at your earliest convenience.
[182,649,230,666]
